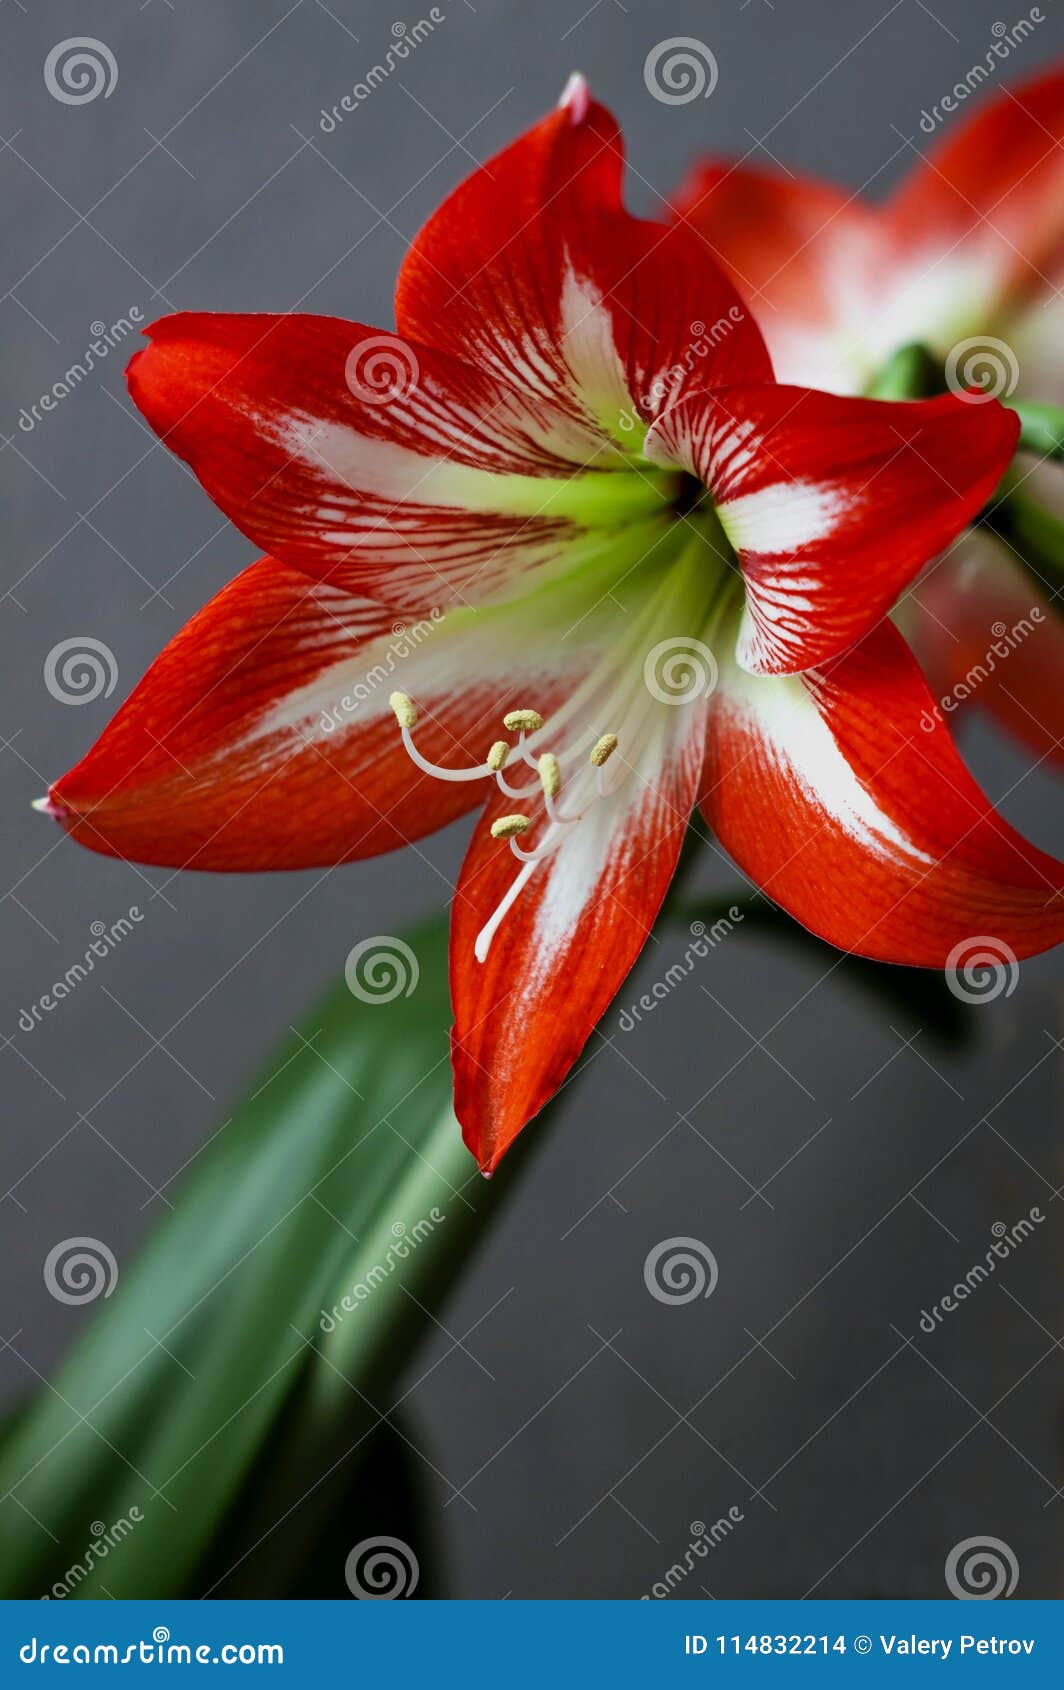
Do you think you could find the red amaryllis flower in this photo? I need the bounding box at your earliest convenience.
[671,57,1064,766]
[39,79,1062,1170]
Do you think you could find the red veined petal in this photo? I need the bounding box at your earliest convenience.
[395,79,772,438]
[668,159,882,391]
[450,689,708,1171]
[897,526,1064,769]
[886,60,1064,332]
[43,555,602,871]
[701,610,1064,964]
[645,384,1019,674]
[127,312,670,613]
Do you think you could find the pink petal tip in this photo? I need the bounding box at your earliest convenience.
[559,72,590,125]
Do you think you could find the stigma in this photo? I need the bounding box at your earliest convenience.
[390,694,620,961]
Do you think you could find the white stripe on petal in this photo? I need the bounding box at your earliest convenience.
[718,479,846,556]
[720,651,933,866]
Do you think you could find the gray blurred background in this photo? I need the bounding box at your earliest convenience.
[2,0,1063,1599]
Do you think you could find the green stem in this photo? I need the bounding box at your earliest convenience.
[863,342,943,400]
[1003,398,1064,464]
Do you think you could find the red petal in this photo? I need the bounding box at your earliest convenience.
[45,556,584,870]
[450,698,708,1170]
[888,61,1064,317]
[646,385,1018,674]
[669,160,881,390]
[127,312,663,612]
[702,612,1064,964]
[396,82,772,431]
[898,527,1064,769]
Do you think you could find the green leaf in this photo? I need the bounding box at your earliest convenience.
[0,914,511,1599]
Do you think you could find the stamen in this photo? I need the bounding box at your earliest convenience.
[503,708,543,733]
[393,689,625,962]
[474,860,537,962]
[538,753,561,797]
[590,733,618,767]
[486,740,511,771]
[490,813,532,839]
[389,691,417,729]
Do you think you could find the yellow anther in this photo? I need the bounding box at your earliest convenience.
[538,753,562,798]
[503,708,543,734]
[486,740,511,772]
[490,814,532,840]
[389,691,418,729]
[589,733,618,767]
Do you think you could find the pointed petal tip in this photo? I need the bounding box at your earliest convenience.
[559,72,591,124]
[31,793,62,820]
